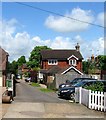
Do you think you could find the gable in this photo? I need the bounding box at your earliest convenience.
[67,55,78,60]
[61,66,83,75]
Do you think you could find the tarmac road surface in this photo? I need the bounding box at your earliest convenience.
[14,79,68,103]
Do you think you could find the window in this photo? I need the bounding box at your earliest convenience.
[48,60,58,65]
[69,59,76,66]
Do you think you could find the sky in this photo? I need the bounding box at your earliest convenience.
[1,2,105,62]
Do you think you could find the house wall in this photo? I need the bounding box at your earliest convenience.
[77,60,82,72]
[42,60,68,69]
[42,60,82,71]
[2,71,6,87]
[0,77,2,87]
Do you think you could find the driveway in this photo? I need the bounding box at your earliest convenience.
[14,79,68,103]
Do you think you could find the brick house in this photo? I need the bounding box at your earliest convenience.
[39,43,83,85]
[40,43,83,73]
[0,47,9,87]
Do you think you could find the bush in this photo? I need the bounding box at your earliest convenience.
[84,81,104,92]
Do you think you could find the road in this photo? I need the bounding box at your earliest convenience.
[14,79,68,103]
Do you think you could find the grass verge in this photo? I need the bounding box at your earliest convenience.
[39,88,54,92]
[31,82,40,87]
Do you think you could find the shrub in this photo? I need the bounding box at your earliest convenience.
[84,81,104,92]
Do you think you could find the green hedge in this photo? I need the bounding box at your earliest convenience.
[84,81,104,92]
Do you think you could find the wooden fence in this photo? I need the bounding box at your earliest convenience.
[75,87,106,112]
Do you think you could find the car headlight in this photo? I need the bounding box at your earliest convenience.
[70,90,74,93]
[61,90,69,93]
[61,85,65,88]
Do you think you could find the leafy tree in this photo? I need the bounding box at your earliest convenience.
[97,55,106,70]
[82,55,106,74]
[28,46,51,68]
[17,56,26,66]
[7,60,18,75]
[82,61,89,74]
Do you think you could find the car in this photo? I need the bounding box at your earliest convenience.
[58,80,106,100]
[59,77,97,89]
[25,77,31,82]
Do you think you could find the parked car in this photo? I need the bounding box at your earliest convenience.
[58,80,106,100]
[25,77,31,82]
[59,77,97,89]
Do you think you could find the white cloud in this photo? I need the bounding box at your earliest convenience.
[1,18,104,62]
[79,37,104,60]
[45,8,94,32]
[96,12,104,27]
[50,36,74,49]
[2,18,18,35]
[32,36,51,46]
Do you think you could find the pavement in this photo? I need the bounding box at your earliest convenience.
[2,102,105,119]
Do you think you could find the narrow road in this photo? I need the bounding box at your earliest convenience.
[14,79,68,103]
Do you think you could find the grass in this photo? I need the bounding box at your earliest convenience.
[31,82,40,87]
[39,88,54,92]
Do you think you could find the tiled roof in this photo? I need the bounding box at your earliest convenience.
[40,50,83,60]
[47,66,62,74]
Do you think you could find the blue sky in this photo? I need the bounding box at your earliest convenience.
[1,2,104,61]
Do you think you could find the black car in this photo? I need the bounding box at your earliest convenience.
[58,80,106,100]
[59,77,97,89]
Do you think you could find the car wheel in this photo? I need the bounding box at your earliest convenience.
[70,93,75,100]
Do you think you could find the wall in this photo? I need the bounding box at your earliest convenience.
[0,77,2,87]
[42,60,68,69]
[42,60,82,71]
[49,74,91,88]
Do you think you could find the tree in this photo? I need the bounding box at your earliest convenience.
[17,56,26,66]
[7,60,18,75]
[97,55,106,70]
[82,55,106,74]
[28,46,51,68]
[82,61,89,74]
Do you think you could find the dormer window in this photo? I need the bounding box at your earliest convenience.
[48,59,58,65]
[69,59,76,66]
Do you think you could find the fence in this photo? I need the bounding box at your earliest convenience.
[75,87,106,112]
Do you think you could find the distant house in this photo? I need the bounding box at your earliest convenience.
[0,47,9,87]
[39,43,83,85]
[18,64,30,78]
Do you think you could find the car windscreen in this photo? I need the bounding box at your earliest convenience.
[72,81,87,87]
[70,78,84,85]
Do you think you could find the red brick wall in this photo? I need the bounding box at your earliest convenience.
[42,60,82,71]
[76,60,82,72]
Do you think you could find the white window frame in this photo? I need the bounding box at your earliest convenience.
[48,59,58,65]
[69,59,76,66]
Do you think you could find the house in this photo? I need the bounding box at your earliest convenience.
[18,64,30,79]
[40,43,83,74]
[0,47,9,87]
[39,43,83,87]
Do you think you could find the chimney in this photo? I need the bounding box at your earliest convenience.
[75,43,80,51]
[91,54,95,62]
